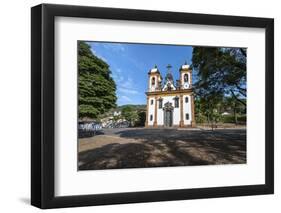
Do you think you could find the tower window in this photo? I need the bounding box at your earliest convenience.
[151,99,154,105]
[184,74,189,82]
[185,97,189,103]
[158,99,163,109]
[185,113,189,120]
[150,115,153,121]
[151,77,155,85]
[174,97,179,108]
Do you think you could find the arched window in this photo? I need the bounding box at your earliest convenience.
[151,77,155,86]
[184,74,189,83]
[185,97,189,103]
[174,97,179,108]
[158,98,163,109]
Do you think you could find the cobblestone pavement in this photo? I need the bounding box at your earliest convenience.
[78,128,246,170]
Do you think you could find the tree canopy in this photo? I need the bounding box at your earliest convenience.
[121,106,139,126]
[192,47,246,106]
[192,47,247,127]
[78,41,117,119]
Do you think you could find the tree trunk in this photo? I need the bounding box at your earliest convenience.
[234,108,237,125]
[210,112,214,131]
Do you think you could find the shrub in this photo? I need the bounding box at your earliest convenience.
[222,115,246,123]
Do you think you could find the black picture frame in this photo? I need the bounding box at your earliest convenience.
[31,3,274,209]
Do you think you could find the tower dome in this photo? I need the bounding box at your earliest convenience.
[180,61,190,70]
[148,64,160,74]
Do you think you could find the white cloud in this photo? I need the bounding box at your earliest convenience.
[120,95,132,102]
[117,76,141,94]
[113,72,141,96]
[122,77,134,88]
[89,46,108,63]
[97,55,108,63]
[127,56,145,71]
[112,72,124,84]
[118,87,140,94]
[101,43,126,52]
[90,42,145,72]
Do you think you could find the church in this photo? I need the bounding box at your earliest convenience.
[145,63,195,128]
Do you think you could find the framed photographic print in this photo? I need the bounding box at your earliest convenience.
[31,3,274,209]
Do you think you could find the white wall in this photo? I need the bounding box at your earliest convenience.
[0,0,280,213]
[157,101,164,125]
[148,97,155,125]
[183,95,192,125]
[157,95,181,126]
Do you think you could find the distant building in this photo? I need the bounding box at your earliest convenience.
[113,111,121,116]
[222,112,230,116]
[145,63,195,128]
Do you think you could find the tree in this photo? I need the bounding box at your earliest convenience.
[194,97,207,123]
[191,47,246,129]
[224,96,238,124]
[135,110,146,127]
[192,47,246,106]
[195,95,222,127]
[78,41,117,119]
[121,106,139,126]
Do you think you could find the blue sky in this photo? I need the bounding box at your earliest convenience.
[88,41,193,106]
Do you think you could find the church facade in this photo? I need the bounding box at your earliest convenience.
[145,63,195,128]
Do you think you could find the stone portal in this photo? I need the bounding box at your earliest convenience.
[163,102,173,127]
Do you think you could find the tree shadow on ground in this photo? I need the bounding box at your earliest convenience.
[78,130,104,139]
[78,128,246,170]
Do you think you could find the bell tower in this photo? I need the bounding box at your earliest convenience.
[148,65,162,92]
[179,61,192,90]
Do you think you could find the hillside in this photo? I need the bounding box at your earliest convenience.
[116,104,146,111]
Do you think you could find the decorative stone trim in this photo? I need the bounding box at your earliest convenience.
[145,96,149,127]
[153,97,158,127]
[180,94,184,127]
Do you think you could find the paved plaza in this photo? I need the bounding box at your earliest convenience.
[78,128,246,170]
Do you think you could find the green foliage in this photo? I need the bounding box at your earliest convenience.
[121,106,139,126]
[192,47,246,106]
[117,104,146,111]
[113,114,122,122]
[135,110,146,127]
[195,112,207,123]
[222,115,246,123]
[192,47,247,127]
[78,41,117,119]
[195,95,246,125]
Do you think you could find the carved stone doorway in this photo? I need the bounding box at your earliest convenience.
[163,102,173,127]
